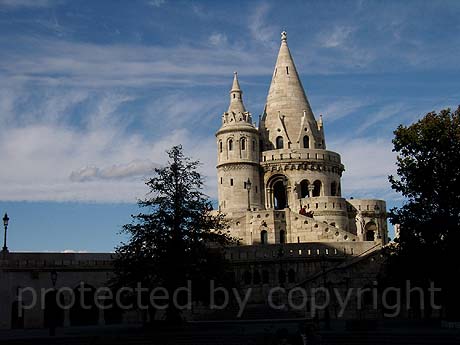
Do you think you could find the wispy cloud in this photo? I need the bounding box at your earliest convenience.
[209,32,228,46]
[315,97,370,122]
[329,136,397,201]
[0,0,54,9]
[318,26,355,48]
[70,160,161,182]
[0,38,272,88]
[248,3,278,47]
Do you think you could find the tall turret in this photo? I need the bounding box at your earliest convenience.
[216,72,263,213]
[260,31,325,150]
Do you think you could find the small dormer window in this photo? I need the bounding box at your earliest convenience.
[276,136,284,149]
[233,94,236,99]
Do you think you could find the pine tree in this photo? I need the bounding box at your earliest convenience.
[113,145,237,323]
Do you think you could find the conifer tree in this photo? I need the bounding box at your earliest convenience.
[113,145,237,323]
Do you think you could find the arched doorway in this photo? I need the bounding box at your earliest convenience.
[70,284,98,326]
[44,290,64,328]
[279,230,286,244]
[365,222,377,241]
[273,180,287,209]
[267,175,289,210]
[260,230,268,244]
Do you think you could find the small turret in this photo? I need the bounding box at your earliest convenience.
[228,72,246,113]
[216,73,263,214]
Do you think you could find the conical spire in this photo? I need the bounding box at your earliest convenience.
[261,31,324,149]
[228,71,246,113]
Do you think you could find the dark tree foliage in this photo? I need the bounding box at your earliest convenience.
[112,145,237,323]
[384,106,460,319]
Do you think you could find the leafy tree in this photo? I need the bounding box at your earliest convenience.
[112,145,237,323]
[384,106,460,319]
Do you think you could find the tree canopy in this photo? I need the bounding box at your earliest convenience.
[113,145,237,322]
[385,106,460,319]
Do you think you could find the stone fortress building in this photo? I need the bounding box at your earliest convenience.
[216,31,388,247]
[0,32,390,330]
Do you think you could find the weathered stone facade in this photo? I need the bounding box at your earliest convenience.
[216,32,388,247]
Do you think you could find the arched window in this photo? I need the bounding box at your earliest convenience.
[279,230,286,244]
[260,230,268,244]
[219,141,223,153]
[288,269,296,283]
[331,181,337,196]
[276,136,284,149]
[312,180,322,197]
[228,139,233,151]
[262,270,270,284]
[300,180,309,198]
[243,271,252,285]
[241,138,246,150]
[252,140,256,151]
[303,135,309,148]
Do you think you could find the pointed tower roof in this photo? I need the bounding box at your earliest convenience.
[261,31,324,149]
[228,72,246,113]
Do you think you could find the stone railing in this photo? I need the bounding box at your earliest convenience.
[261,148,341,164]
[225,241,377,262]
[0,252,114,270]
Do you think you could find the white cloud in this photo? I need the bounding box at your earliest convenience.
[319,26,355,48]
[70,160,160,182]
[147,0,165,8]
[61,249,89,253]
[315,98,369,122]
[209,32,228,46]
[329,136,397,201]
[0,38,272,88]
[248,3,278,47]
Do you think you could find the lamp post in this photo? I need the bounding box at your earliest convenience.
[49,270,58,336]
[246,178,252,211]
[2,213,9,253]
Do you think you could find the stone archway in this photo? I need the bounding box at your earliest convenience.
[365,222,377,241]
[267,175,289,210]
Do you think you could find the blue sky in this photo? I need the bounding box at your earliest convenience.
[0,0,459,252]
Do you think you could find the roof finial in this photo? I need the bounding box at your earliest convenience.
[281,31,287,42]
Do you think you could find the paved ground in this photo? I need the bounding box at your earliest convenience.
[1,320,460,345]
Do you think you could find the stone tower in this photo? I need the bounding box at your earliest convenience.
[215,32,388,246]
[259,31,344,218]
[216,72,263,214]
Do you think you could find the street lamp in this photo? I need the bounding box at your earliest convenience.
[2,213,9,253]
[246,178,252,211]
